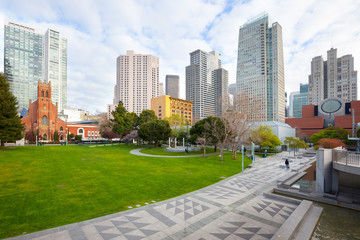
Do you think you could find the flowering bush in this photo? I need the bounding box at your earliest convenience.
[317,138,345,149]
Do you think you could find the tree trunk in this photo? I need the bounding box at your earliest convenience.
[214,145,217,152]
[1,141,4,147]
[203,146,206,158]
[220,148,223,162]
[233,151,237,160]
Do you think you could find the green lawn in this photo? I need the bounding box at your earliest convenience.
[140,146,216,156]
[0,144,251,238]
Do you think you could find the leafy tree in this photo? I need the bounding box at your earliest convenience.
[165,114,187,139]
[0,73,24,146]
[138,110,157,125]
[317,138,346,149]
[53,130,59,142]
[189,116,223,152]
[311,127,352,145]
[138,120,171,146]
[249,125,281,151]
[126,112,139,129]
[112,101,133,137]
[284,137,307,156]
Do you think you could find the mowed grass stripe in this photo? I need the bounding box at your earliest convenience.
[0,144,251,238]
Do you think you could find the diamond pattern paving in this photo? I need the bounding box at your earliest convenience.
[164,197,210,220]
[94,215,160,240]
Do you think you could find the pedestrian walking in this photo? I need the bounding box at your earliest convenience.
[285,158,289,169]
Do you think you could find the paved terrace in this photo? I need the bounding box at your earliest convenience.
[7,150,321,240]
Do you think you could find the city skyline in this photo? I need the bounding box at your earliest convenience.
[0,0,360,113]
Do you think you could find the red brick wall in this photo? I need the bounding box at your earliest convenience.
[67,124,100,139]
[302,105,315,118]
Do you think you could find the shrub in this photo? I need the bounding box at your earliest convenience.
[75,135,82,141]
[317,138,345,149]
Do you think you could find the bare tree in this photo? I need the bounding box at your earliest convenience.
[196,137,207,158]
[221,92,261,160]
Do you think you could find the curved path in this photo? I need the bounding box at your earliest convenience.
[8,150,319,240]
[130,148,219,158]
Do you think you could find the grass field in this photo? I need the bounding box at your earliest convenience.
[0,144,251,238]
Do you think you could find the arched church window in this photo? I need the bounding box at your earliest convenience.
[42,115,48,125]
[60,126,63,132]
[46,91,49,97]
[41,90,44,97]
[43,134,47,140]
[79,129,83,134]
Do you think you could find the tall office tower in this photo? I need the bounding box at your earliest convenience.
[236,13,285,122]
[165,75,179,98]
[213,68,229,115]
[4,20,67,111]
[308,56,325,105]
[159,82,165,96]
[44,29,68,111]
[308,48,357,105]
[113,50,159,115]
[186,49,228,121]
[289,83,308,118]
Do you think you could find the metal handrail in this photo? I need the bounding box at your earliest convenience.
[333,149,360,166]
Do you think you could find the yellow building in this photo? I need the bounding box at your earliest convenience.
[151,95,193,125]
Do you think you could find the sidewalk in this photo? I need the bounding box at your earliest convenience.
[7,151,320,240]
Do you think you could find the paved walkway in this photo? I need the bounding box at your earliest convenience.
[129,148,220,158]
[7,151,314,240]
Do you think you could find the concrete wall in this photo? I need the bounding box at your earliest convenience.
[316,148,334,193]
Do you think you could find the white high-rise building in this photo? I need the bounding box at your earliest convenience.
[308,48,357,105]
[186,49,228,121]
[4,20,67,111]
[236,13,285,122]
[113,50,159,115]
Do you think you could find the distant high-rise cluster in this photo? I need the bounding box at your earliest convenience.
[308,48,357,105]
[113,50,159,115]
[165,75,179,98]
[4,20,67,112]
[236,13,285,122]
[186,49,228,121]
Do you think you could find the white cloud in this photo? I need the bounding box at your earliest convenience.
[1,0,360,113]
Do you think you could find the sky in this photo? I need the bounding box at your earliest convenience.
[0,0,360,114]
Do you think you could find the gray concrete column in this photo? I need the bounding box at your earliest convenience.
[316,148,333,193]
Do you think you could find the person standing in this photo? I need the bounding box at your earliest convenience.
[285,159,289,169]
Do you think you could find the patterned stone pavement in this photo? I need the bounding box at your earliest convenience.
[7,151,313,240]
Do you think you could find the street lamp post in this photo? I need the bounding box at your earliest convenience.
[186,121,189,154]
[149,122,152,149]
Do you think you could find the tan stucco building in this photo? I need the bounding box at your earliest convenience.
[151,95,193,125]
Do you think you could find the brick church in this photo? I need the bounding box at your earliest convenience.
[22,80,67,141]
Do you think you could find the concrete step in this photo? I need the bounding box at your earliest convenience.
[292,205,323,240]
[282,172,307,186]
[271,200,313,240]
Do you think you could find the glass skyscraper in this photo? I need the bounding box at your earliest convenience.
[289,83,309,118]
[236,13,285,122]
[4,20,67,112]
